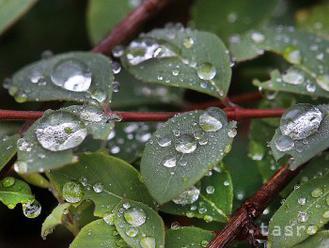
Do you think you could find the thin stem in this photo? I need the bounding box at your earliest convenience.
[208,164,302,248]
[0,108,285,122]
[92,0,173,54]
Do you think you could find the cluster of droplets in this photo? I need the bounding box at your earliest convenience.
[274,104,324,159]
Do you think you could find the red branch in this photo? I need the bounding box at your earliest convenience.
[92,0,173,54]
[0,108,285,122]
[208,164,302,248]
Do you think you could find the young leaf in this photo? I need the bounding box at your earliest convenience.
[70,219,128,248]
[87,0,136,44]
[253,68,329,99]
[48,153,154,217]
[293,231,329,248]
[41,203,71,239]
[113,200,165,248]
[15,105,114,173]
[269,103,329,170]
[6,52,113,104]
[166,226,214,248]
[0,177,34,209]
[140,108,237,204]
[0,134,19,171]
[191,0,279,43]
[121,26,232,99]
[268,173,329,247]
[161,164,233,223]
[0,0,37,35]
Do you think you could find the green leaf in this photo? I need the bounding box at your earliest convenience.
[41,203,71,239]
[6,52,113,104]
[87,0,135,44]
[254,68,329,99]
[268,172,329,247]
[121,27,232,99]
[141,108,236,204]
[166,226,214,248]
[0,177,34,209]
[161,164,233,223]
[111,68,184,109]
[114,199,165,248]
[15,105,114,173]
[191,0,279,43]
[0,134,19,171]
[19,173,50,189]
[70,219,128,248]
[270,103,329,170]
[0,0,37,35]
[293,231,329,248]
[230,26,329,90]
[48,153,154,217]
[296,3,329,40]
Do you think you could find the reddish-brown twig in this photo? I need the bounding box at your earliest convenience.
[208,164,302,248]
[92,0,173,54]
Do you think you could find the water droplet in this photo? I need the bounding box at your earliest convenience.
[228,128,237,138]
[206,186,215,194]
[282,69,304,85]
[283,47,302,64]
[30,70,44,84]
[251,32,265,43]
[112,61,121,74]
[63,181,84,203]
[112,45,124,57]
[35,112,87,152]
[93,183,103,193]
[112,81,120,93]
[23,200,42,218]
[306,83,316,93]
[125,227,138,237]
[275,135,294,152]
[103,213,115,225]
[175,134,197,154]
[323,210,329,219]
[124,207,146,227]
[311,188,323,198]
[298,211,308,223]
[50,58,92,92]
[280,104,323,140]
[199,111,223,132]
[316,74,329,92]
[14,161,28,174]
[157,136,172,147]
[298,197,306,206]
[2,177,15,187]
[201,240,209,247]
[140,237,156,248]
[204,215,213,223]
[162,156,176,168]
[197,63,217,80]
[172,186,200,205]
[183,37,194,48]
[306,225,318,235]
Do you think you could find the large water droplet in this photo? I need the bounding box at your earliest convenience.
[280,104,323,140]
[23,200,42,218]
[123,207,146,227]
[282,69,304,85]
[157,136,172,147]
[125,227,138,237]
[140,237,156,248]
[175,134,197,154]
[35,112,87,152]
[172,186,200,205]
[197,63,217,80]
[275,135,294,152]
[251,32,265,43]
[311,188,323,198]
[50,59,92,92]
[162,156,177,168]
[283,47,302,64]
[199,109,223,132]
[306,225,318,235]
[63,181,84,203]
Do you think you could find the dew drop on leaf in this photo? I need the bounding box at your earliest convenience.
[282,69,304,85]
[140,236,156,248]
[157,136,172,147]
[199,111,223,132]
[306,225,318,235]
[62,181,84,203]
[197,62,217,80]
[205,185,215,194]
[162,156,177,168]
[311,188,323,198]
[22,200,42,218]
[125,227,138,237]
[175,134,197,154]
[123,207,146,227]
[2,177,15,187]
[283,47,302,64]
[172,186,200,205]
[251,32,265,43]
[50,58,92,92]
[93,183,104,193]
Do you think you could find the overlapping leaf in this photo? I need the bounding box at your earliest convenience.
[16,105,114,173]
[48,153,154,217]
[121,26,232,99]
[6,52,113,104]
[0,134,19,171]
[141,108,237,204]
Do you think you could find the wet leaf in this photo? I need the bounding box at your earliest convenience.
[191,0,279,43]
[87,0,135,44]
[141,108,237,204]
[6,52,113,104]
[161,164,233,223]
[113,199,165,248]
[166,226,214,248]
[294,231,329,248]
[0,177,34,209]
[268,172,329,247]
[48,153,154,217]
[41,203,71,239]
[270,104,329,170]
[0,134,19,171]
[0,0,37,35]
[16,105,114,173]
[121,26,232,99]
[70,219,128,248]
